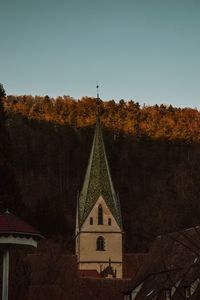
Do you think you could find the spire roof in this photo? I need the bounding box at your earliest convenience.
[78,119,122,229]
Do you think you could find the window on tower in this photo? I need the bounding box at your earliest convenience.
[96,236,105,251]
[98,205,103,225]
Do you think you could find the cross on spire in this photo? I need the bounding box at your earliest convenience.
[96,81,101,117]
[96,81,100,100]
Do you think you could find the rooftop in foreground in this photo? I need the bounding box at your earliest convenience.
[0,210,43,239]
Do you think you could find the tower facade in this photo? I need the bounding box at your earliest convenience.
[75,120,123,278]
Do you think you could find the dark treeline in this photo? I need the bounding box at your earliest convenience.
[3,95,200,252]
[0,86,23,214]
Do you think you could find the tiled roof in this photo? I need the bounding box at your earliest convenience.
[0,210,42,238]
[78,120,122,228]
[124,226,200,300]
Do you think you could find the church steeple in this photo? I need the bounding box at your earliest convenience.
[77,119,122,229]
[75,87,123,279]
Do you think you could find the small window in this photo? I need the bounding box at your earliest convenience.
[108,218,112,226]
[185,287,191,299]
[98,205,103,225]
[90,217,93,225]
[165,289,171,300]
[96,236,105,251]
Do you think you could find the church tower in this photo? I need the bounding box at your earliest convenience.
[75,94,123,278]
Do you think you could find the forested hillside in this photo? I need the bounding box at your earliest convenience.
[0,86,23,214]
[4,95,200,252]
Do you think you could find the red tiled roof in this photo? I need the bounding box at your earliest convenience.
[78,269,101,278]
[0,211,42,238]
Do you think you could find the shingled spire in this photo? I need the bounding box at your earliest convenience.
[76,86,123,278]
[78,117,122,229]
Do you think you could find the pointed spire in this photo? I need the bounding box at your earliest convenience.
[78,118,122,229]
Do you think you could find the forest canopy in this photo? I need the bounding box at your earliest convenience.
[2,94,200,252]
[5,95,200,142]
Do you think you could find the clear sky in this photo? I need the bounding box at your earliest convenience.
[1,0,200,108]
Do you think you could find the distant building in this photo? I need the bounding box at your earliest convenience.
[123,226,200,299]
[75,119,123,278]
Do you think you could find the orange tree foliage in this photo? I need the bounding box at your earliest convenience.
[4,94,200,252]
[5,95,200,142]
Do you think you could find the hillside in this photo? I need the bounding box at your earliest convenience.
[4,95,200,252]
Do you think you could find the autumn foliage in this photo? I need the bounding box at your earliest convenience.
[2,95,200,252]
[4,95,200,142]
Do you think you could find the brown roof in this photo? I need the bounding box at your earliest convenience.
[124,226,200,300]
[82,277,131,300]
[79,269,101,278]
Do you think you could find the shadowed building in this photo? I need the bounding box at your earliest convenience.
[123,227,200,300]
[75,118,123,278]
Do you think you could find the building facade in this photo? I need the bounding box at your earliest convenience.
[75,119,123,278]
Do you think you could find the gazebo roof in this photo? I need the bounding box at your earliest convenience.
[0,210,43,239]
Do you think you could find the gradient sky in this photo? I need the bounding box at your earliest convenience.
[1,0,200,108]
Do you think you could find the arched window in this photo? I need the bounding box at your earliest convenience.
[96,236,105,251]
[90,217,93,225]
[98,205,103,225]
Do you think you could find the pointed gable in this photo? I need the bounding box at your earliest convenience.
[78,119,122,229]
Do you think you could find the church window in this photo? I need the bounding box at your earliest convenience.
[108,218,112,226]
[96,236,105,251]
[90,217,93,225]
[98,205,103,225]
